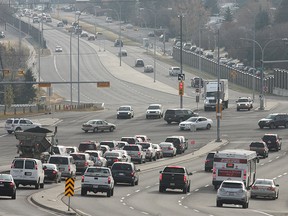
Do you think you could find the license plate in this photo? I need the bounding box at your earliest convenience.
[229,192,235,195]
[119,173,124,176]
[60,168,65,171]
[25,172,32,176]
[93,185,98,188]
[108,159,112,161]
[170,183,175,186]
[0,184,4,187]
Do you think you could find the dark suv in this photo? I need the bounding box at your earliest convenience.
[204,152,216,172]
[258,113,288,129]
[164,108,198,124]
[165,136,186,154]
[111,162,140,186]
[262,134,282,151]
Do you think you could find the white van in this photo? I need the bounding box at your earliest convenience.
[10,158,45,189]
[52,145,68,155]
[48,155,76,178]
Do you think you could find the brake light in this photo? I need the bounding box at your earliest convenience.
[9,182,15,188]
[35,164,38,170]
[205,160,209,164]
[267,187,275,191]
[108,176,111,184]
[53,170,57,175]
[184,175,187,182]
[113,159,119,162]
[130,172,135,177]
[137,152,141,156]
[68,165,70,171]
[212,168,216,179]
[159,173,162,181]
[11,163,14,168]
[243,170,247,180]
[84,162,88,166]
[81,175,84,182]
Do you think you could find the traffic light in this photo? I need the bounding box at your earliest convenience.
[179,81,184,96]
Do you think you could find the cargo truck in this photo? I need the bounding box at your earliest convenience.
[203,79,229,111]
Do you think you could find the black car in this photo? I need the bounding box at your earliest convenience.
[0,174,16,199]
[262,134,282,151]
[164,136,186,154]
[164,108,199,124]
[258,113,288,129]
[43,163,62,183]
[191,77,204,88]
[114,39,123,47]
[111,162,140,186]
[204,152,216,172]
[0,31,5,38]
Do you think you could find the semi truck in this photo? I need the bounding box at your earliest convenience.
[15,127,58,162]
[203,79,229,111]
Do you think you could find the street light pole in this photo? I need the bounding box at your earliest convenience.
[153,12,156,83]
[216,29,221,142]
[179,14,183,109]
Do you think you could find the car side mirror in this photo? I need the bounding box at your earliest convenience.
[137,169,140,172]
[276,184,279,187]
[256,157,260,163]
[188,172,193,175]
[159,171,163,174]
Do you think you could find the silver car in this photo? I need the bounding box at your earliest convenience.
[251,179,279,199]
[159,142,176,157]
[216,180,249,208]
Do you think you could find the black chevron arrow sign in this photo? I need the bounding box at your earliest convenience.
[65,178,75,196]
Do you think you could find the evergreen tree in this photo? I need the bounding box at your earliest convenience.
[275,0,288,23]
[204,0,220,15]
[224,7,233,22]
[255,10,269,30]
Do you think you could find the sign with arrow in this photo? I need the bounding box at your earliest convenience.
[65,177,75,196]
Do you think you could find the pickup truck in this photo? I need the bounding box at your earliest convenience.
[159,166,192,194]
[81,166,114,197]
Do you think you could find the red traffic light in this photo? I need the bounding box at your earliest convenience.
[179,81,184,95]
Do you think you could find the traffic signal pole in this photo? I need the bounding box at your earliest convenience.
[179,14,183,108]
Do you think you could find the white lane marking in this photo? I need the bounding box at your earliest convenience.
[253,210,274,216]
[145,186,150,189]
[123,203,126,205]
[268,160,272,163]
[121,197,125,200]
[179,203,182,206]
[135,189,140,193]
[195,189,199,192]
[260,163,265,166]
[129,207,134,210]
[193,209,199,213]
[76,209,92,216]
[127,194,131,196]
[184,206,188,209]
[205,184,209,187]
[181,197,185,200]
[276,156,280,159]
[283,173,287,175]
[141,212,149,215]
[273,177,277,180]
[278,175,282,178]
[0,134,8,138]
[187,193,191,195]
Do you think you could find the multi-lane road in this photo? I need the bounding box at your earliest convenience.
[0,10,288,216]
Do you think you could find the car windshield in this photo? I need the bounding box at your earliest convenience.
[138,143,150,149]
[71,154,86,160]
[100,142,114,148]
[0,174,11,181]
[254,179,273,185]
[238,98,249,102]
[250,142,264,147]
[104,152,120,157]
[123,146,139,151]
[112,163,132,171]
[262,135,276,142]
[265,114,276,119]
[186,117,197,122]
[172,67,180,71]
[221,182,242,188]
[160,144,171,147]
[49,157,68,165]
[119,107,130,111]
[148,105,160,109]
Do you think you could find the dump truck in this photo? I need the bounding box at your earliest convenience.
[15,127,58,162]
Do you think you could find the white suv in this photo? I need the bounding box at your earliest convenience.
[146,104,163,119]
[169,66,181,76]
[216,180,249,208]
[236,97,253,111]
[5,118,42,134]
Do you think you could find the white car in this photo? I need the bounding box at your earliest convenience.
[179,116,213,131]
[111,150,131,162]
[159,142,176,157]
[169,66,181,76]
[117,105,134,119]
[146,104,163,119]
[55,45,62,52]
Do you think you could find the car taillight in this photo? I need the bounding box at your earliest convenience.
[81,175,84,182]
[11,163,14,168]
[9,182,15,188]
[212,168,216,179]
[267,187,275,191]
[168,147,173,150]
[35,164,38,170]
[130,172,135,177]
[84,162,88,166]
[205,160,209,164]
[243,170,247,180]
[184,175,187,182]
[108,176,111,184]
[68,165,70,171]
[137,152,141,156]
[113,159,119,162]
[159,173,162,181]
[53,170,57,174]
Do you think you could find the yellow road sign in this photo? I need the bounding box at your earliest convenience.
[65,177,75,196]
[97,81,110,88]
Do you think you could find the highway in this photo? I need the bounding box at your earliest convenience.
[0,10,288,216]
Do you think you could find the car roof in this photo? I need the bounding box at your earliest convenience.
[148,103,161,106]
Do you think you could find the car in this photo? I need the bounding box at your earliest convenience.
[43,163,62,183]
[55,45,62,52]
[81,119,116,133]
[262,133,282,151]
[125,23,133,29]
[122,144,146,164]
[47,155,76,178]
[169,66,181,76]
[46,16,52,22]
[164,136,186,154]
[236,97,253,111]
[258,113,288,129]
[204,151,216,172]
[179,116,213,131]
[111,150,131,162]
[111,162,140,186]
[5,118,42,134]
[88,35,96,40]
[85,150,107,167]
[136,142,157,161]
[216,180,249,208]
[251,179,279,199]
[159,142,176,157]
[191,77,204,88]
[183,42,192,50]
[117,105,134,119]
[144,65,154,73]
[146,103,163,119]
[0,174,16,199]
[10,158,45,189]
[65,146,79,154]
[134,135,150,142]
[249,141,269,158]
[75,11,81,15]
[114,39,123,47]
[148,31,155,37]
[121,136,142,144]
[100,145,110,154]
[152,144,163,159]
[164,108,199,124]
[52,145,68,156]
[0,31,5,38]
[99,140,118,150]
[118,49,127,56]
[116,141,129,149]
[135,59,144,67]
[105,17,112,23]
[104,151,126,167]
[70,153,94,174]
[62,19,68,25]
[80,31,88,37]
[79,140,100,152]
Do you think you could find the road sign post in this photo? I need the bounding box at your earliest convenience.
[65,177,75,211]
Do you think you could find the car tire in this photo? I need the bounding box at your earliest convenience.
[131,180,135,186]
[111,188,114,196]
[167,121,171,124]
[159,186,165,193]
[11,191,16,199]
[84,130,88,133]
[135,179,139,185]
[269,123,276,129]
[259,126,263,129]
[81,188,87,196]
[285,122,288,128]
[149,156,152,162]
[93,127,98,133]
[153,155,157,161]
[206,124,211,130]
[109,127,114,132]
[40,182,44,189]
[251,195,256,199]
[7,130,12,134]
[16,183,19,188]
[187,184,190,192]
[182,186,187,194]
[216,201,222,207]
[242,201,248,209]
[139,159,142,164]
[107,189,112,197]
[35,181,39,189]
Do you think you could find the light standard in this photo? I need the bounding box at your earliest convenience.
[178,13,184,108]
[109,8,122,66]
[139,8,157,83]
[240,37,287,110]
